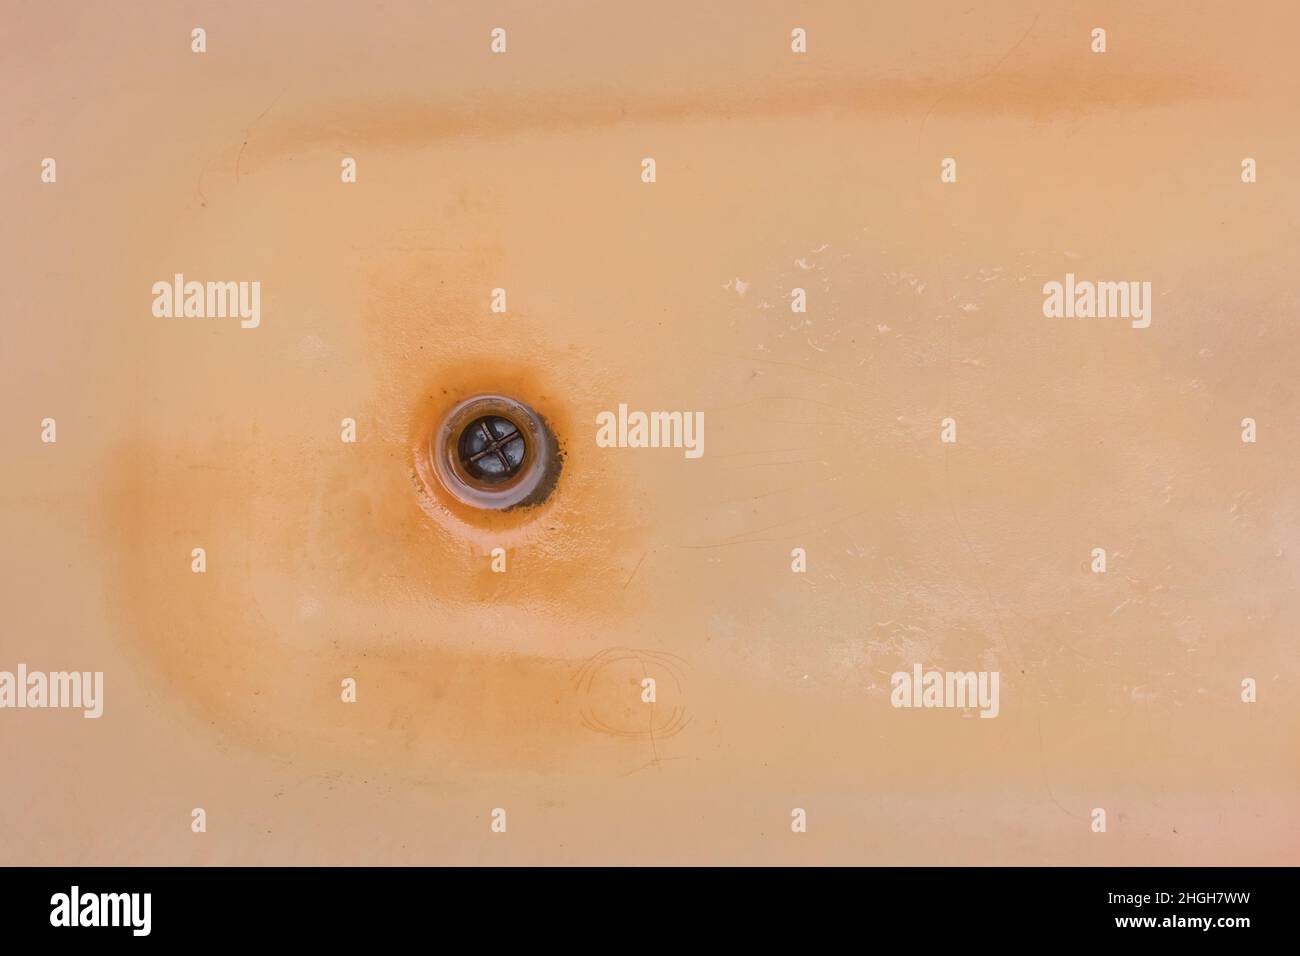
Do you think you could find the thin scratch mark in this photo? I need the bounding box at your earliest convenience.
[195,158,209,208]
[918,13,1040,142]
[706,350,873,390]
[236,92,286,183]
[681,505,874,551]
[623,550,649,589]
[710,470,843,508]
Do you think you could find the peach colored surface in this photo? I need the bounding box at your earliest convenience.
[2,1,1297,864]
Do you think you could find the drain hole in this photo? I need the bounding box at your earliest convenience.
[427,394,560,511]
[458,415,527,483]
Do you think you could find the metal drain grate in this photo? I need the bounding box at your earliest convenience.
[458,415,527,483]
[429,395,560,510]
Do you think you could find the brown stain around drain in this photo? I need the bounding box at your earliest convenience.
[96,408,663,777]
[93,232,661,777]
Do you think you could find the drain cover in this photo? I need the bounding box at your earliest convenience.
[431,395,559,510]
[458,415,527,483]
